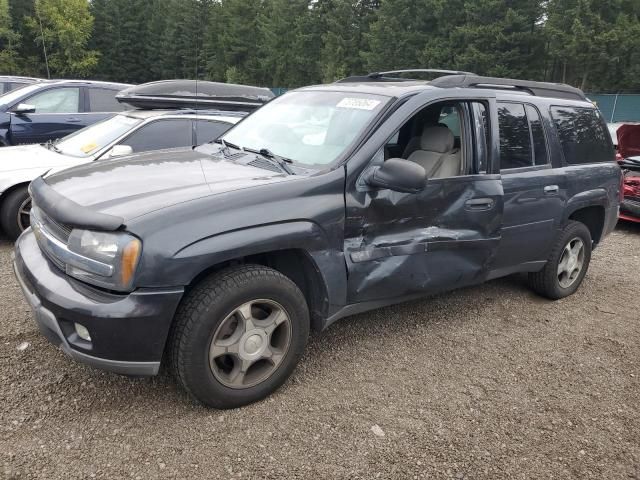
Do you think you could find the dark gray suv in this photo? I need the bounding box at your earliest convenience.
[14,70,622,409]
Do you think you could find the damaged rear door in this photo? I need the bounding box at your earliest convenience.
[344,91,503,303]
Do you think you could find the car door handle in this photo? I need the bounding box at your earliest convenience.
[544,185,559,194]
[465,198,494,210]
[66,117,81,122]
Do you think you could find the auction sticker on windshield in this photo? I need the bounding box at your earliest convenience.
[80,142,99,154]
[336,97,381,110]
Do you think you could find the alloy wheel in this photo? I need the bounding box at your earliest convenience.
[209,299,292,389]
[16,197,32,232]
[557,237,585,288]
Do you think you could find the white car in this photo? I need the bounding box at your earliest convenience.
[0,109,243,239]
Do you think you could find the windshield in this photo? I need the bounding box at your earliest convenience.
[0,83,43,107]
[221,90,389,166]
[55,114,143,157]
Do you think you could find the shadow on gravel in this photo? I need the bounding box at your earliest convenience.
[616,219,640,234]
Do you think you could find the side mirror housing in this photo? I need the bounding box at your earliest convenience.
[365,158,427,193]
[106,144,133,158]
[13,103,36,115]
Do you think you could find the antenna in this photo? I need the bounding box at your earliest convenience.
[36,8,50,79]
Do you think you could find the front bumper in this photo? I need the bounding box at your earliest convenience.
[13,230,184,376]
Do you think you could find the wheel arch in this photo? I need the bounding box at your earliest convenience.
[166,221,346,331]
[187,248,330,331]
[0,180,30,211]
[564,189,609,245]
[567,204,606,245]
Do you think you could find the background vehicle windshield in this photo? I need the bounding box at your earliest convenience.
[221,90,388,166]
[55,114,143,157]
[0,83,43,106]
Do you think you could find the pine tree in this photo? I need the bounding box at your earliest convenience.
[0,0,20,73]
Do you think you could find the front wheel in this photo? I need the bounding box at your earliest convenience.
[528,220,592,299]
[0,186,31,241]
[169,264,310,409]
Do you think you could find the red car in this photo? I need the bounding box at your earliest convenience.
[617,124,640,223]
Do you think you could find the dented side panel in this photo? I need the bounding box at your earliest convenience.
[344,175,503,303]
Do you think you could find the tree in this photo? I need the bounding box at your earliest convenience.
[544,0,640,90]
[364,0,436,72]
[0,0,20,73]
[443,0,546,79]
[256,0,322,87]
[215,0,264,85]
[26,0,98,77]
[318,0,378,82]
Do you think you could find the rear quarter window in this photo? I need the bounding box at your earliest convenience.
[550,106,613,164]
[88,88,125,112]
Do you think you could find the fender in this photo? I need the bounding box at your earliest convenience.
[135,220,348,316]
[564,188,608,221]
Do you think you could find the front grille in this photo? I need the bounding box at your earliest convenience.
[31,204,71,272]
[32,205,72,242]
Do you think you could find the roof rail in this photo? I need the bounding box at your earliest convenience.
[336,68,475,83]
[430,74,586,101]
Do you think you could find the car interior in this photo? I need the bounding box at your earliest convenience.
[383,101,467,178]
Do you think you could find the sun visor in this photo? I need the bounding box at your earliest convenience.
[116,80,275,111]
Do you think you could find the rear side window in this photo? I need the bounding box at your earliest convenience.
[8,82,28,92]
[194,119,232,145]
[120,119,193,153]
[550,106,613,164]
[88,88,125,112]
[498,103,532,169]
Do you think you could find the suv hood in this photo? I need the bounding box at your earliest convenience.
[43,145,296,222]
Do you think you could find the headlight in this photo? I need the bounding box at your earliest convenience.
[66,229,142,291]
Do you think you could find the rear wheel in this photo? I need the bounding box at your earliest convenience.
[169,264,309,409]
[0,186,31,241]
[528,220,592,299]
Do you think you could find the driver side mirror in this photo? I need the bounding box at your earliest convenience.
[106,144,133,158]
[13,103,36,115]
[365,158,427,193]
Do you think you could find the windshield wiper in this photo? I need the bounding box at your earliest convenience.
[214,140,295,175]
[44,139,61,153]
[253,148,295,175]
[214,138,242,154]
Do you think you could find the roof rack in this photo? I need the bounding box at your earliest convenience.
[336,69,475,83]
[116,80,275,111]
[430,74,586,101]
[336,68,586,101]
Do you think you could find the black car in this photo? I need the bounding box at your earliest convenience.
[0,79,131,146]
[0,75,44,94]
[14,70,622,409]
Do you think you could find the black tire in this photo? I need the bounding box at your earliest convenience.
[0,186,30,241]
[528,220,592,300]
[169,264,310,409]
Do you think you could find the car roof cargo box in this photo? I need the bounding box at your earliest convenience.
[116,80,275,111]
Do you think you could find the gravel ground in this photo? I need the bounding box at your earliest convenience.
[1,223,639,480]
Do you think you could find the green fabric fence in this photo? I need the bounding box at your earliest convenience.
[587,94,640,122]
